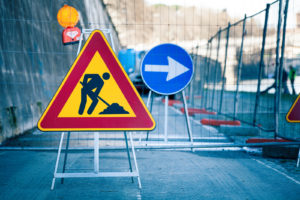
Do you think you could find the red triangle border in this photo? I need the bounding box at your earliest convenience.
[38,30,155,131]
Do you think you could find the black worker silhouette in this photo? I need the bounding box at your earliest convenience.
[79,73,110,115]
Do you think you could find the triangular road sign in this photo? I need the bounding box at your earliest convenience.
[286,95,300,122]
[38,30,155,131]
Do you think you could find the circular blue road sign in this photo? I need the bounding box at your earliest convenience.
[141,43,193,95]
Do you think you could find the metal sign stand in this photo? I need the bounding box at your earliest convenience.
[51,28,141,190]
[51,131,141,190]
[146,90,194,145]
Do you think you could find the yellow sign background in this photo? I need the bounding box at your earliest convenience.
[58,52,135,118]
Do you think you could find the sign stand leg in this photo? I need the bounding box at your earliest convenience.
[146,91,154,144]
[50,131,141,190]
[61,131,71,184]
[164,96,169,142]
[146,90,152,108]
[51,132,65,190]
[124,132,134,182]
[94,132,99,173]
[297,146,300,168]
[129,132,142,189]
[182,91,194,149]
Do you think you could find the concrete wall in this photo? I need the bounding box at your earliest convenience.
[0,0,121,144]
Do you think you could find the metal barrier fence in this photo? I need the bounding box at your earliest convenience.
[1,0,300,150]
[189,0,300,141]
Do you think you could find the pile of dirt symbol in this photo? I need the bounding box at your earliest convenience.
[99,103,129,114]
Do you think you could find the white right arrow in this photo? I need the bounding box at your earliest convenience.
[145,56,190,81]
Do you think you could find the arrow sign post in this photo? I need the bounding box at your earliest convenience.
[141,43,194,145]
[145,57,190,81]
[141,43,193,95]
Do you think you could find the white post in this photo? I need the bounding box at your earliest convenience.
[129,132,142,189]
[94,132,99,173]
[51,132,65,190]
[164,95,169,142]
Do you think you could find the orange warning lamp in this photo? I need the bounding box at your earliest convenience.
[57,4,79,28]
[57,4,81,45]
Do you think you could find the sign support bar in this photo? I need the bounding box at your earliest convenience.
[182,90,194,148]
[164,96,169,142]
[50,131,141,190]
[51,132,65,190]
[145,91,194,146]
[94,132,99,173]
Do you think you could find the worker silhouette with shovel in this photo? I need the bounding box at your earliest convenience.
[78,73,110,115]
[78,72,129,115]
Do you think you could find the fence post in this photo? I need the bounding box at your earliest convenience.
[204,39,213,109]
[277,0,290,138]
[196,45,202,96]
[233,15,247,120]
[274,0,283,139]
[201,42,211,108]
[211,28,222,111]
[219,23,231,114]
[188,47,195,102]
[190,46,199,107]
[253,4,270,126]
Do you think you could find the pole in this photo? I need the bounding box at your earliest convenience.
[94,132,99,173]
[277,0,290,136]
[274,0,283,139]
[51,132,65,190]
[191,46,199,108]
[124,132,134,183]
[182,91,194,145]
[201,42,210,108]
[146,92,154,143]
[253,4,270,126]
[219,23,231,113]
[211,28,221,111]
[233,15,247,120]
[204,39,213,109]
[188,47,195,104]
[61,131,71,184]
[129,132,142,189]
[297,147,300,168]
[195,46,202,96]
[164,95,169,142]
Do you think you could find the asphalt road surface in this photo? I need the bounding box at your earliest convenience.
[0,149,299,200]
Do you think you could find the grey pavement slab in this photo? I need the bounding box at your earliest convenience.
[0,150,299,200]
